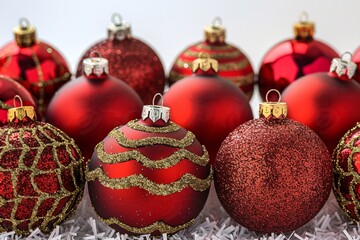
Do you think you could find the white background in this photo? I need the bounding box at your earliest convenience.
[1,0,359,116]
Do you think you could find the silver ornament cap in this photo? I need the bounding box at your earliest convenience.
[142,93,170,123]
[107,13,131,40]
[330,52,357,79]
[82,51,109,77]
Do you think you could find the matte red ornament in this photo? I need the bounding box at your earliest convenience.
[0,100,85,235]
[258,13,339,101]
[75,14,165,104]
[169,18,254,99]
[164,54,253,164]
[0,18,71,116]
[352,47,360,83]
[214,90,333,233]
[0,75,37,126]
[86,95,212,235]
[46,53,143,161]
[282,53,360,154]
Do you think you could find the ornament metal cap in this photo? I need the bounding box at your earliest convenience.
[13,18,37,47]
[107,13,132,40]
[192,52,218,73]
[259,89,287,119]
[142,93,170,123]
[293,12,315,40]
[82,51,109,77]
[7,95,37,122]
[204,17,226,44]
[329,52,357,79]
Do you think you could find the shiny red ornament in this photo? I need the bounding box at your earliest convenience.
[164,54,253,164]
[258,13,339,101]
[352,47,360,83]
[0,102,85,235]
[333,122,360,221]
[0,18,71,116]
[0,75,37,126]
[282,53,360,154]
[214,92,333,233]
[169,18,254,99]
[47,53,143,161]
[86,98,212,235]
[75,14,165,104]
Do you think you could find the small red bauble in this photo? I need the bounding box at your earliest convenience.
[0,18,71,116]
[169,18,254,99]
[0,102,85,235]
[214,91,333,233]
[164,54,253,164]
[258,13,339,101]
[333,122,360,221]
[0,75,37,126]
[86,97,212,235]
[75,14,165,104]
[352,47,360,83]
[282,53,360,154]
[46,53,143,161]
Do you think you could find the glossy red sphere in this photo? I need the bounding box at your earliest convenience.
[163,72,253,164]
[46,73,143,161]
[352,47,360,83]
[282,72,360,154]
[0,41,71,116]
[258,38,338,101]
[87,117,212,235]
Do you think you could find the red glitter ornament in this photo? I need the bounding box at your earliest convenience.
[352,47,360,83]
[333,122,360,221]
[258,13,339,101]
[163,53,253,164]
[169,17,254,99]
[282,52,360,154]
[214,90,333,233]
[86,94,212,235]
[0,18,71,116]
[0,98,85,235]
[0,75,37,126]
[75,13,165,104]
[46,52,143,161]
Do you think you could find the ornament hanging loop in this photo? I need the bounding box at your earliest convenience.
[89,51,102,62]
[192,52,219,73]
[299,11,309,23]
[330,52,357,79]
[142,93,170,123]
[341,52,352,64]
[212,17,222,27]
[19,17,31,29]
[265,89,281,103]
[259,89,287,119]
[111,13,123,26]
[152,93,164,106]
[13,95,23,108]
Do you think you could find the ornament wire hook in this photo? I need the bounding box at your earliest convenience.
[13,95,23,108]
[19,17,31,29]
[153,93,164,106]
[265,89,282,103]
[212,17,222,27]
[299,11,309,23]
[198,52,210,60]
[341,52,352,64]
[89,51,102,62]
[111,13,123,26]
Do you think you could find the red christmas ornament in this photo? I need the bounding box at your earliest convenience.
[46,52,143,161]
[282,52,360,154]
[0,18,71,116]
[163,54,253,164]
[169,17,255,99]
[0,99,85,235]
[258,13,339,101]
[86,95,212,235]
[75,13,165,104]
[333,122,360,221]
[352,47,360,83]
[0,75,37,126]
[214,90,333,233]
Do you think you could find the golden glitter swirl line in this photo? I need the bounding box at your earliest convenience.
[126,120,180,133]
[96,141,209,168]
[86,167,213,195]
[0,100,12,110]
[195,42,235,51]
[97,215,195,234]
[109,128,195,148]
[29,72,70,88]
[183,49,243,59]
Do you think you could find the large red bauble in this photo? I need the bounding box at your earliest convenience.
[0,19,71,116]
[258,16,338,101]
[169,19,254,99]
[333,123,360,221]
[0,105,85,235]
[352,47,360,83]
[75,14,165,104]
[0,75,37,126]
[86,104,212,235]
[46,56,143,161]
[215,101,332,233]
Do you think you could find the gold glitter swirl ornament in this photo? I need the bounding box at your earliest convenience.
[214,89,333,233]
[333,122,360,221]
[86,94,212,236]
[0,96,85,235]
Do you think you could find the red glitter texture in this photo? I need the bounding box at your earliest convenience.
[214,118,333,233]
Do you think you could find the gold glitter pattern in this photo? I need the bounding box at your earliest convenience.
[127,120,180,133]
[0,100,11,110]
[0,122,85,235]
[96,141,209,168]
[175,58,250,71]
[86,166,213,195]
